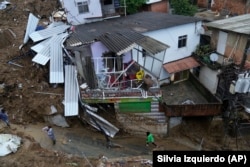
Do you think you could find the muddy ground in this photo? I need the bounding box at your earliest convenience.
[0,1,250,167]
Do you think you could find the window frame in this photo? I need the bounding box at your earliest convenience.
[104,0,113,5]
[77,1,89,14]
[178,35,187,48]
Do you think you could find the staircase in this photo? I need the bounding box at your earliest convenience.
[133,101,167,123]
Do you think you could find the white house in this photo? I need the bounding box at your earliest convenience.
[139,21,202,84]
[70,12,203,85]
[61,0,121,25]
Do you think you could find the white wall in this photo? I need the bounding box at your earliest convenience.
[62,0,103,25]
[141,21,202,82]
[143,22,202,63]
[217,31,228,55]
[132,45,165,79]
[91,41,132,73]
[199,66,219,94]
[91,41,109,73]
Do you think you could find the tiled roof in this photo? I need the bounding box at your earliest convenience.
[98,32,136,56]
[163,56,200,74]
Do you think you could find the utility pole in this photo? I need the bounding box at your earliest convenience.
[120,0,127,16]
[124,0,127,16]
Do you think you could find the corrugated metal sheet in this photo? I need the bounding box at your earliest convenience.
[32,38,51,65]
[205,14,250,35]
[66,35,84,47]
[31,38,50,53]
[49,33,69,83]
[32,33,68,66]
[163,56,200,74]
[47,21,66,28]
[74,12,201,43]
[98,33,136,55]
[23,13,39,44]
[29,24,70,42]
[66,30,169,55]
[83,106,119,137]
[64,65,79,116]
[136,36,169,55]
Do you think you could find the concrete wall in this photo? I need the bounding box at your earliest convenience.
[116,113,168,137]
[140,22,202,82]
[199,66,219,94]
[143,22,202,64]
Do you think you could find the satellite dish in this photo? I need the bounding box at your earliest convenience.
[209,53,219,62]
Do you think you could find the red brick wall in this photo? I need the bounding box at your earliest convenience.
[150,1,168,13]
[211,0,249,15]
[197,0,208,8]
[140,0,169,13]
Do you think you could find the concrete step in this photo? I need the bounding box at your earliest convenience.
[151,102,159,112]
[135,112,167,123]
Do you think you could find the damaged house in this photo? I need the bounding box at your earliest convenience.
[63,12,223,135]
[23,10,224,136]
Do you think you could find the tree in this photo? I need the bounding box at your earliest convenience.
[120,0,146,15]
[170,0,198,16]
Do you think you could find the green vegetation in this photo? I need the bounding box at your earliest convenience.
[170,0,198,16]
[193,45,221,70]
[120,0,146,14]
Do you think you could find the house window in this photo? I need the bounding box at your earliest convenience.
[104,0,112,5]
[178,35,187,48]
[77,1,89,14]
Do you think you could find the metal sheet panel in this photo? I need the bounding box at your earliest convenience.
[32,39,51,65]
[205,14,250,35]
[136,36,169,55]
[47,21,65,28]
[50,44,64,83]
[49,33,69,83]
[32,33,68,66]
[31,38,50,53]
[84,106,119,138]
[32,54,50,66]
[73,12,201,43]
[29,24,70,42]
[98,33,136,56]
[64,65,79,116]
[23,13,39,44]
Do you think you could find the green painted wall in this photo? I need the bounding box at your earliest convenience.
[119,102,151,113]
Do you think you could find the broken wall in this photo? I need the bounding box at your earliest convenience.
[116,113,168,137]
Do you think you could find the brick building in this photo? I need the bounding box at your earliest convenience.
[140,0,169,13]
[198,0,250,15]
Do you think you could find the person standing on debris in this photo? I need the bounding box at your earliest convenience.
[146,131,157,147]
[42,125,56,145]
[0,109,10,127]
